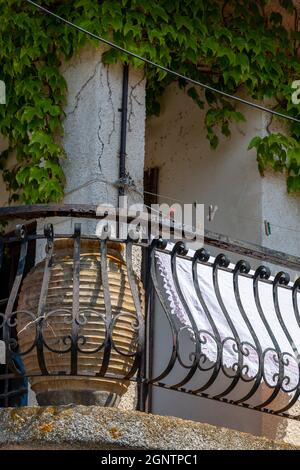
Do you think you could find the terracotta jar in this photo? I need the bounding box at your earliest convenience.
[17,239,144,406]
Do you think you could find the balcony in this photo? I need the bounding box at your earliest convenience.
[1,204,300,429]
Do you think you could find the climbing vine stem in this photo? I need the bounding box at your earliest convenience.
[1,0,300,202]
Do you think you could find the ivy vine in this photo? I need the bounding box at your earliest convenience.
[1,0,300,203]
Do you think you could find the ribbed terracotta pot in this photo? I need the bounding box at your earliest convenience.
[17,239,144,406]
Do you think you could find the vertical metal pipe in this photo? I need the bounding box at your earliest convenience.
[70,223,81,375]
[98,238,112,377]
[119,63,129,197]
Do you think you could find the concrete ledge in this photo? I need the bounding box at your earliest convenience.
[0,406,298,450]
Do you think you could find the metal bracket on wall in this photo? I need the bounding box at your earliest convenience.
[264,220,271,237]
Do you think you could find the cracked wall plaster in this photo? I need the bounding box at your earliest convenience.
[35,45,146,250]
[62,45,145,210]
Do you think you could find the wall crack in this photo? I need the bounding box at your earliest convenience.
[106,66,116,145]
[128,75,145,132]
[97,67,109,203]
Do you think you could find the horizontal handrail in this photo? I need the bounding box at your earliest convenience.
[0,204,299,270]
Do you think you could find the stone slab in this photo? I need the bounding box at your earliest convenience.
[0,406,299,450]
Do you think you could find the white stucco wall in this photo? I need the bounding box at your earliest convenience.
[145,83,300,259]
[62,45,145,208]
[261,171,300,261]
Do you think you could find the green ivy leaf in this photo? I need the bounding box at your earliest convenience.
[248,136,262,150]
[187,87,204,109]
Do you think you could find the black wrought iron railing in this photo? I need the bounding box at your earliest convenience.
[0,205,300,422]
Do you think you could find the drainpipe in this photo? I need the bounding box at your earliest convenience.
[119,63,129,198]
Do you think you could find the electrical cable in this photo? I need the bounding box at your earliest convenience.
[25,0,300,124]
